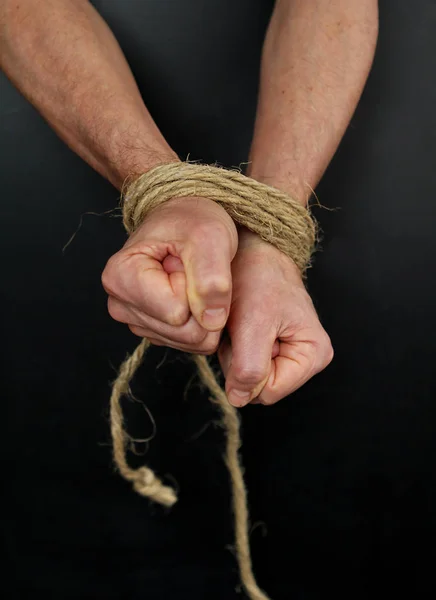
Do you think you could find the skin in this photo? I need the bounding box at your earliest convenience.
[1,0,378,407]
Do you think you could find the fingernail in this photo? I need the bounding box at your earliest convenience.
[202,308,227,329]
[228,389,251,407]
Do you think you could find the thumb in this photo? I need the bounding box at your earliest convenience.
[182,225,235,332]
[220,317,278,407]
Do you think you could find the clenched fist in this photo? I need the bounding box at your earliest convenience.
[219,228,334,407]
[101,196,238,354]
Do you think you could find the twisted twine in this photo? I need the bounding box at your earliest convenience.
[123,162,316,272]
[110,162,316,600]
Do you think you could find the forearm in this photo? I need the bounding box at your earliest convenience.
[0,0,178,189]
[247,0,378,204]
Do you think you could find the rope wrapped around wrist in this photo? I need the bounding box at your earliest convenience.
[110,162,317,600]
[123,162,316,272]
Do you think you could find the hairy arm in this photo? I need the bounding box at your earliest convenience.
[247,0,379,204]
[0,0,178,189]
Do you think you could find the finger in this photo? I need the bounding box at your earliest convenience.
[162,254,184,273]
[108,297,210,346]
[182,223,234,332]
[220,314,277,408]
[257,340,319,405]
[219,336,280,377]
[103,250,190,327]
[128,324,221,355]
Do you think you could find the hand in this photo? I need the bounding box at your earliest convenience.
[102,196,238,354]
[218,229,333,406]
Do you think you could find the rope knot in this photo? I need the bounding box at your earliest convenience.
[131,466,177,507]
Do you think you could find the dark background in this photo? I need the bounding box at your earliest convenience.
[1,1,435,598]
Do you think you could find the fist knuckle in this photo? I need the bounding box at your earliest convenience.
[233,365,267,386]
[313,331,334,372]
[107,297,126,323]
[101,258,118,296]
[102,250,130,295]
[260,397,275,407]
[166,308,188,327]
[198,346,218,356]
[183,328,207,346]
[257,390,276,406]
[202,340,220,355]
[161,303,189,327]
[323,342,334,366]
[128,324,143,338]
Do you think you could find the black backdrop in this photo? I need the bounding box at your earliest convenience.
[1,1,435,598]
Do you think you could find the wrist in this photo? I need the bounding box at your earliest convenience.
[237,225,302,279]
[105,127,179,190]
[109,149,180,191]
